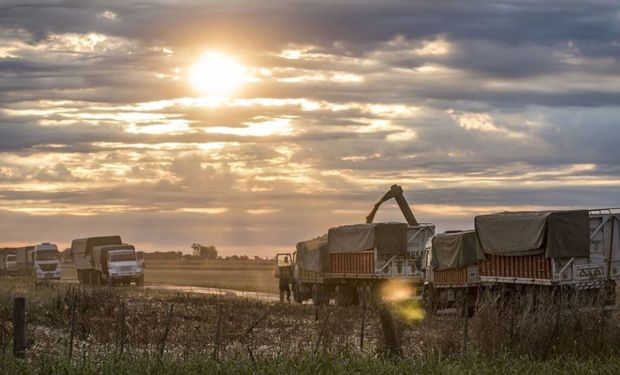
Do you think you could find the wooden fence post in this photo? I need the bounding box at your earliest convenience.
[360,307,366,350]
[378,304,402,358]
[158,304,174,358]
[212,304,223,361]
[313,309,331,354]
[67,299,77,360]
[462,290,469,352]
[13,298,26,359]
[118,302,126,356]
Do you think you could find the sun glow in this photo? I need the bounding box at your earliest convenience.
[189,51,248,97]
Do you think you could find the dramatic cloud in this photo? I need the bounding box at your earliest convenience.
[0,0,619,254]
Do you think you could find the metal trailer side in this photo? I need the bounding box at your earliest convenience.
[323,222,435,307]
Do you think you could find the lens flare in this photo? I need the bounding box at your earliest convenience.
[380,279,425,322]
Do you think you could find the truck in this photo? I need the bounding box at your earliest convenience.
[0,248,18,276]
[72,236,144,286]
[280,185,435,307]
[422,209,620,313]
[32,243,62,281]
[15,246,35,275]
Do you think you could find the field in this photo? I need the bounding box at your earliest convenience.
[60,260,279,294]
[0,278,619,374]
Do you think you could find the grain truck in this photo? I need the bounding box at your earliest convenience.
[422,209,620,313]
[72,236,144,286]
[32,243,62,281]
[286,221,435,307]
[283,185,435,307]
[0,248,18,276]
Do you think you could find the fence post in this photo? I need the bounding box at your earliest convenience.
[360,306,366,350]
[212,304,223,361]
[67,298,77,360]
[118,302,126,356]
[13,297,26,359]
[378,304,402,358]
[158,304,174,358]
[313,309,331,354]
[462,290,469,352]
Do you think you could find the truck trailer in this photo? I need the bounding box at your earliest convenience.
[278,185,435,307]
[422,209,620,313]
[15,246,34,275]
[283,221,435,307]
[72,236,144,286]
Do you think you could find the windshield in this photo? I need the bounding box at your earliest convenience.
[110,251,136,262]
[36,250,60,261]
[277,255,291,267]
[6,255,16,261]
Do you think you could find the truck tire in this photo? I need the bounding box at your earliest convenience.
[292,283,302,303]
[311,284,320,307]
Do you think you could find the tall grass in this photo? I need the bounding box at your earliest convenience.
[1,279,619,374]
[1,351,620,375]
[469,287,620,358]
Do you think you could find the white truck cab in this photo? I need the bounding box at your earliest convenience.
[33,243,62,281]
[1,253,18,275]
[94,245,144,286]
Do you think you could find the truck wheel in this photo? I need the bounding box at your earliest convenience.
[292,283,302,303]
[335,285,348,307]
[311,284,320,307]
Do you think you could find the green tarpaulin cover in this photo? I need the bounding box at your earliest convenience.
[328,222,408,254]
[296,235,328,272]
[431,230,484,270]
[475,210,590,258]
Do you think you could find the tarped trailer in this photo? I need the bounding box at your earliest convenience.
[327,222,435,279]
[423,209,620,312]
[292,223,435,306]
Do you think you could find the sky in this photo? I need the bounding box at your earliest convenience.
[1,0,619,255]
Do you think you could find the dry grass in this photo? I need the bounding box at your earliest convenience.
[1,278,619,374]
[469,287,620,358]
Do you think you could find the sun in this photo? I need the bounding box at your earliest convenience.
[189,51,248,97]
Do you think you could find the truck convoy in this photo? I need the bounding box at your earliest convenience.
[72,235,144,286]
[279,185,620,311]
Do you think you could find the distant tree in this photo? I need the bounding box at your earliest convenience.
[239,255,249,261]
[191,243,218,260]
[253,256,262,261]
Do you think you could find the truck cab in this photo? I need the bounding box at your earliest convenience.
[94,245,144,286]
[33,243,62,281]
[1,252,18,275]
